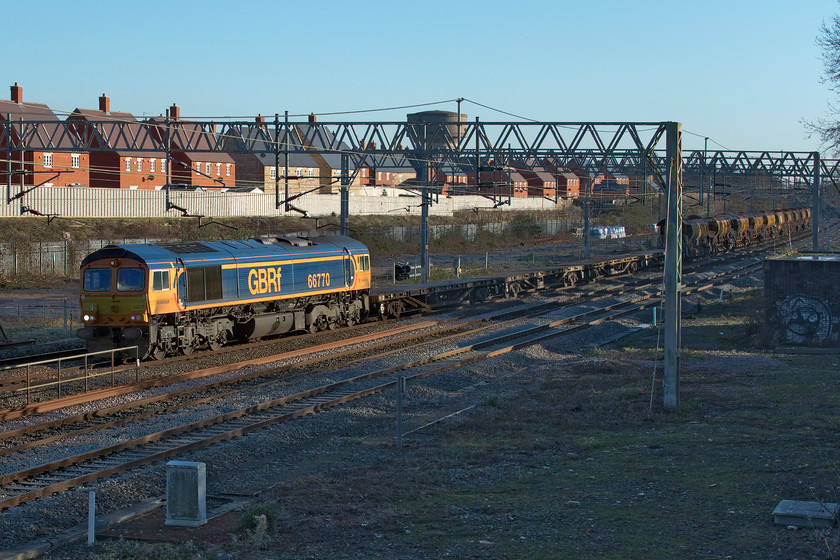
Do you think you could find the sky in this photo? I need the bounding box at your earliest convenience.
[2,0,838,154]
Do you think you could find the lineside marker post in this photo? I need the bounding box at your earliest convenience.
[87,491,95,544]
[396,376,405,448]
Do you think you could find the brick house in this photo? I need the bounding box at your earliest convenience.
[68,94,168,189]
[355,143,416,188]
[0,83,89,191]
[554,172,580,198]
[467,169,527,195]
[225,115,347,194]
[147,104,235,189]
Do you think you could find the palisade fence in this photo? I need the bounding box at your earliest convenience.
[0,185,564,219]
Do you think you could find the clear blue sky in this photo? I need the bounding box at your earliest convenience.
[3,0,837,153]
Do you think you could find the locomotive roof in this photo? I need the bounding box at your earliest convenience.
[81,235,368,267]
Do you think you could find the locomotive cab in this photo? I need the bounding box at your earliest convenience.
[77,251,152,358]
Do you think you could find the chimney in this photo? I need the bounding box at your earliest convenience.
[308,113,317,123]
[99,93,110,114]
[256,114,266,130]
[10,82,22,104]
[169,103,180,120]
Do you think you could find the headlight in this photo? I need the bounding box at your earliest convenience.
[83,314,96,321]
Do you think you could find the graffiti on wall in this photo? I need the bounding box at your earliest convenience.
[774,295,837,345]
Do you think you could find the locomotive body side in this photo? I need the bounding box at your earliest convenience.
[78,235,372,359]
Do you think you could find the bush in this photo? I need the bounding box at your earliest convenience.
[237,501,280,532]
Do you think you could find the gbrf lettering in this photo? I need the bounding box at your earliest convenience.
[248,267,282,295]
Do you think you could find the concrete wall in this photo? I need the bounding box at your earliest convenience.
[763,254,840,347]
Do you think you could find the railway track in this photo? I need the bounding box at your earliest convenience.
[0,228,803,406]
[0,249,776,512]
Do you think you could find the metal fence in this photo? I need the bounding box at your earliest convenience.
[0,298,79,332]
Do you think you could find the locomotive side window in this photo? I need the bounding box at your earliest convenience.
[359,255,370,271]
[117,268,146,292]
[83,268,112,292]
[152,270,170,291]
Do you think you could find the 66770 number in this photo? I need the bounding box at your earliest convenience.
[308,272,330,288]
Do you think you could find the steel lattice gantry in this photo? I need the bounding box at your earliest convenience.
[5,116,832,407]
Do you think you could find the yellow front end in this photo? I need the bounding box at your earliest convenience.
[77,258,151,354]
[80,293,149,327]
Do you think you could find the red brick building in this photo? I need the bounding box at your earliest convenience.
[0,83,89,190]
[147,104,235,189]
[68,94,168,189]
[555,172,580,198]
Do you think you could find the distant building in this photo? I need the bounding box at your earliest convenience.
[225,114,364,193]
[555,172,580,198]
[1,83,90,190]
[68,94,167,189]
[147,104,235,190]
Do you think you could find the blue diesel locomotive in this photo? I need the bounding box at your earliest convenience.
[77,235,372,359]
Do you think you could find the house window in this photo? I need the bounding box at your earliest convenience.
[216,163,221,175]
[43,153,53,168]
[71,154,80,169]
[270,167,277,179]
[308,169,314,178]
[150,159,156,173]
[226,164,231,176]
[136,159,142,173]
[296,168,302,177]
[377,172,382,181]
[205,163,211,175]
[125,158,131,172]
[195,162,201,171]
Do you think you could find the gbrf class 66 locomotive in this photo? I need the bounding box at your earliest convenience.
[76,235,371,359]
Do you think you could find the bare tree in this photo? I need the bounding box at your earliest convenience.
[808,6,840,155]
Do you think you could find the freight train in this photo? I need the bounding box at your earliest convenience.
[77,207,812,360]
[658,207,811,257]
[77,235,372,359]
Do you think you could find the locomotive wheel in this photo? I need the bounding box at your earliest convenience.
[207,334,223,351]
[309,314,326,333]
[151,344,167,361]
[180,343,194,356]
